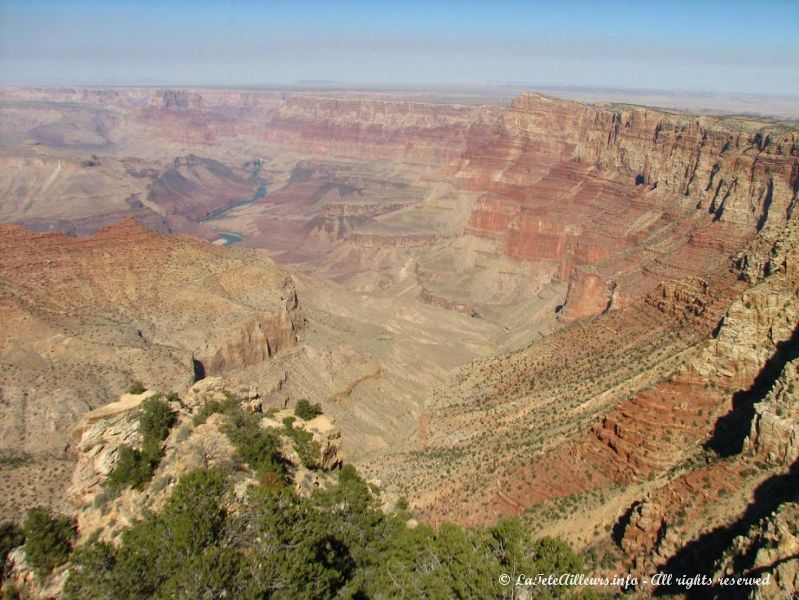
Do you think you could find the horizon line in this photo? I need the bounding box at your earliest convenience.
[2,81,799,101]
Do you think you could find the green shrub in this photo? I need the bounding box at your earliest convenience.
[294,399,322,421]
[105,395,176,491]
[23,508,75,576]
[139,396,177,453]
[190,394,286,480]
[92,488,116,511]
[283,425,321,469]
[65,461,584,599]
[66,468,230,599]
[127,381,146,395]
[193,397,238,426]
[164,391,183,406]
[222,409,285,478]
[105,446,152,491]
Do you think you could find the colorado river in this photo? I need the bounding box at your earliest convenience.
[202,183,267,245]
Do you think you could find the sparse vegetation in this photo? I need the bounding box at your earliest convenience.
[294,399,322,421]
[192,395,238,426]
[190,393,287,479]
[105,395,177,491]
[0,451,33,468]
[222,405,286,479]
[22,507,76,577]
[127,381,147,395]
[282,418,322,469]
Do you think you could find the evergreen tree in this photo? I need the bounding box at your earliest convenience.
[22,508,75,577]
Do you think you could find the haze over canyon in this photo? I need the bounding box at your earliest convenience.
[0,82,797,598]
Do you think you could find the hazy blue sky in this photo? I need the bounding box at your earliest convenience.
[1,0,797,95]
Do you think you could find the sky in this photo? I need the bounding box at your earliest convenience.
[1,0,798,96]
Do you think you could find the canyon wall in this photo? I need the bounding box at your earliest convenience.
[0,219,303,458]
[4,88,796,325]
[457,93,798,318]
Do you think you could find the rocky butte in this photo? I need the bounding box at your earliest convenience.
[0,87,797,597]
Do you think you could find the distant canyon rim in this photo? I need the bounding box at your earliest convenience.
[0,86,797,584]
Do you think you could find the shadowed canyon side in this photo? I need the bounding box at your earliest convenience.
[1,87,798,596]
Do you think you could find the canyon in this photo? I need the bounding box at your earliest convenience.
[0,86,797,596]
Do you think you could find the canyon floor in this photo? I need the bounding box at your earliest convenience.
[0,87,797,596]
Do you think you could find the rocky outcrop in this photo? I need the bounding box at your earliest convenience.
[418,287,472,314]
[260,409,345,476]
[68,390,156,506]
[198,310,301,375]
[559,270,613,321]
[713,502,799,600]
[185,377,343,476]
[685,203,798,392]
[619,500,668,563]
[745,358,799,465]
[182,376,260,411]
[297,414,344,471]
[69,378,343,541]
[644,277,710,319]
[694,257,798,387]
[4,547,69,600]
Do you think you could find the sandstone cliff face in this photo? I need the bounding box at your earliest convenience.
[501,93,799,233]
[559,270,613,321]
[578,105,797,232]
[745,358,798,466]
[607,216,799,585]
[693,234,798,386]
[458,93,798,319]
[68,390,157,506]
[398,140,797,574]
[198,310,302,375]
[259,95,499,166]
[619,500,673,566]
